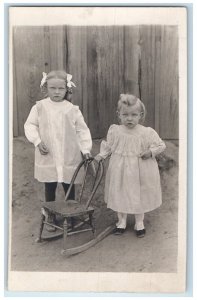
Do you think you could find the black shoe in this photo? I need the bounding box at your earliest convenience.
[112,227,125,235]
[136,229,146,238]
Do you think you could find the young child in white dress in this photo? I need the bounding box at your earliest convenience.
[24,70,92,231]
[95,94,166,237]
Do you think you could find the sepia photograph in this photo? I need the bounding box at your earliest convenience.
[8,6,187,293]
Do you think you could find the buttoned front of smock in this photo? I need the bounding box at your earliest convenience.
[24,98,92,183]
[99,124,166,214]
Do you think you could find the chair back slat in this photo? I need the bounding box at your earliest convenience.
[78,162,89,203]
[64,160,86,201]
[85,160,104,209]
[64,158,104,209]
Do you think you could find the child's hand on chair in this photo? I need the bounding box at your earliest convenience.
[83,153,97,175]
[94,154,104,162]
[83,153,92,160]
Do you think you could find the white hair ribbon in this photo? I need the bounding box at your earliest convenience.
[40,72,76,89]
[67,73,76,88]
[40,72,47,88]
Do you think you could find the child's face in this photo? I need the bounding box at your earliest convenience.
[47,78,67,102]
[119,104,142,128]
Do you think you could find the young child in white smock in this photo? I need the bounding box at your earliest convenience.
[95,94,166,237]
[24,70,92,231]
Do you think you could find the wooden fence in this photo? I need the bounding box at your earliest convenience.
[12,25,178,139]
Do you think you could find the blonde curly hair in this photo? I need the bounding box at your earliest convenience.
[117,94,146,123]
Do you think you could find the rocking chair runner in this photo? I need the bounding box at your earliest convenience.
[36,158,115,256]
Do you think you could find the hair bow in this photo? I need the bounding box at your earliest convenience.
[67,74,76,88]
[40,72,76,89]
[40,72,47,88]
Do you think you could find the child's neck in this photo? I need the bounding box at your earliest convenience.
[49,98,65,103]
[122,124,138,130]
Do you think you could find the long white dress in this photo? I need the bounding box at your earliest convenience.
[24,98,92,183]
[99,124,166,214]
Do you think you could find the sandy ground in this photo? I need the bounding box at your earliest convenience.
[10,137,178,273]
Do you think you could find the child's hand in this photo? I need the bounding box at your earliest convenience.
[139,150,152,160]
[83,153,96,175]
[94,154,104,162]
[38,142,49,155]
[83,153,92,160]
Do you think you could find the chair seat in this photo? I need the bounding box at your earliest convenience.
[42,200,94,217]
[36,159,104,254]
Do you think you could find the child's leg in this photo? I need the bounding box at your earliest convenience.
[134,213,145,230]
[113,212,127,234]
[62,183,75,200]
[45,182,57,202]
[117,212,127,229]
[44,182,57,232]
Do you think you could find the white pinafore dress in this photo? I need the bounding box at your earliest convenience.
[24,98,92,183]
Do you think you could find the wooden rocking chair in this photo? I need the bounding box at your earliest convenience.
[36,158,115,256]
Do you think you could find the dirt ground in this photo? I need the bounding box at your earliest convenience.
[10,137,178,273]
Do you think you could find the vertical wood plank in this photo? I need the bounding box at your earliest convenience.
[154,26,162,134]
[48,26,65,70]
[110,26,124,128]
[43,26,52,73]
[13,26,46,136]
[139,25,156,129]
[157,26,178,139]
[86,26,100,137]
[87,26,126,138]
[43,26,65,71]
[80,27,88,122]
[66,26,87,120]
[124,26,140,97]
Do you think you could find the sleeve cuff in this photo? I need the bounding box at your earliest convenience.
[81,150,90,155]
[34,138,41,147]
